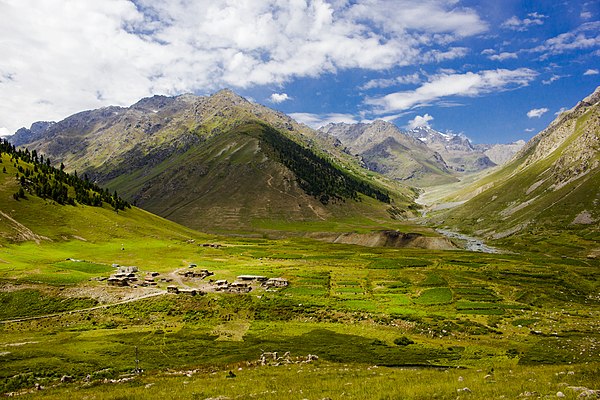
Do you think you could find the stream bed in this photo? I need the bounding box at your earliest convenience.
[436,229,500,253]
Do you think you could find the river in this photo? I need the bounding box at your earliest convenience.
[435,228,501,253]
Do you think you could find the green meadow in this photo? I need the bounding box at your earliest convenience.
[1,231,599,398]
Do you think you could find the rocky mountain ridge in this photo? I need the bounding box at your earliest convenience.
[318,120,525,187]
[8,90,414,233]
[406,126,496,172]
[318,121,455,186]
[475,140,527,165]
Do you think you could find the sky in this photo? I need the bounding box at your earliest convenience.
[0,1,599,144]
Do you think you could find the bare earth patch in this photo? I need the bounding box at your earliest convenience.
[571,210,596,225]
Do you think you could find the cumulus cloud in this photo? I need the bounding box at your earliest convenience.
[527,108,549,118]
[366,68,538,113]
[584,69,599,75]
[346,0,487,37]
[269,93,291,103]
[501,12,547,31]
[407,114,434,129]
[0,127,11,138]
[488,52,518,61]
[580,11,592,20]
[0,0,487,132]
[289,112,358,129]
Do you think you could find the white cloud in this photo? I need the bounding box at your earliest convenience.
[422,47,469,63]
[555,107,567,116]
[269,93,291,103]
[360,73,421,90]
[527,108,549,118]
[346,0,487,37]
[580,11,592,20]
[532,22,600,56]
[0,0,487,132]
[366,68,538,113]
[289,112,358,129]
[0,127,11,138]
[502,12,547,31]
[488,52,518,61]
[542,74,567,85]
[407,114,434,129]
[584,69,599,75]
[525,128,535,132]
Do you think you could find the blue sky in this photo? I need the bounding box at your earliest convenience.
[0,0,598,143]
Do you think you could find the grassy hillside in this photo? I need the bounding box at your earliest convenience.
[428,91,600,257]
[14,91,419,234]
[102,122,414,234]
[0,150,205,247]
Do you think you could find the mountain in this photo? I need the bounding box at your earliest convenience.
[433,86,600,257]
[10,121,56,147]
[0,139,197,245]
[475,140,526,165]
[318,121,457,187]
[407,126,496,172]
[9,90,416,233]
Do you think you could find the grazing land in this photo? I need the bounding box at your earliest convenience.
[1,232,598,398]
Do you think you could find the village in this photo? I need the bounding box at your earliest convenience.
[104,262,288,296]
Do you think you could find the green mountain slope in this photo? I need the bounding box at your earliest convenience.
[433,87,600,257]
[11,90,416,233]
[103,122,410,233]
[0,144,200,246]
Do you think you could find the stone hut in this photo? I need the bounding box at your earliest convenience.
[237,275,268,282]
[167,285,179,294]
[228,281,252,293]
[263,277,289,288]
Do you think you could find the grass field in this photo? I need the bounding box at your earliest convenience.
[0,233,598,398]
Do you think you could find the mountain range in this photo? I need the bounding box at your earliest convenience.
[318,121,524,187]
[8,90,415,233]
[8,86,597,255]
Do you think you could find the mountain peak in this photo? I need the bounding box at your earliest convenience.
[211,88,249,105]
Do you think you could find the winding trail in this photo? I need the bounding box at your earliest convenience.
[0,291,166,324]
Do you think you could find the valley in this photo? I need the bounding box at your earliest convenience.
[0,87,598,399]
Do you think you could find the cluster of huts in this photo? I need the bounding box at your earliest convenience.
[107,266,171,287]
[105,262,289,295]
[179,267,214,279]
[213,275,288,293]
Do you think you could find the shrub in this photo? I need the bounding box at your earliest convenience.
[394,336,415,346]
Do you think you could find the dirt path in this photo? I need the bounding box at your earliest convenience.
[0,291,166,324]
[168,268,193,289]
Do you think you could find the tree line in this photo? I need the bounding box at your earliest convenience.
[0,138,130,211]
[256,123,390,205]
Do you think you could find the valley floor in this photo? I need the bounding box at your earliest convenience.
[1,233,599,398]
